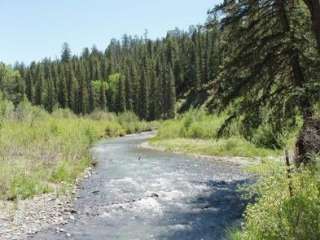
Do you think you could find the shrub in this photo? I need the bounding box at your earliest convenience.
[51,108,77,119]
[0,98,155,200]
[87,111,117,121]
[156,109,237,140]
[231,156,320,240]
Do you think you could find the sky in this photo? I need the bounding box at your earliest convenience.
[0,0,220,65]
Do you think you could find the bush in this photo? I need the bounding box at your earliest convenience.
[51,108,77,119]
[117,111,153,134]
[9,175,51,200]
[156,109,237,140]
[0,98,155,200]
[231,156,320,240]
[87,111,117,121]
[153,109,283,158]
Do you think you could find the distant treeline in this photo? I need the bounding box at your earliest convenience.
[4,22,221,120]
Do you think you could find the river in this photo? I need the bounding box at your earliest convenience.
[31,132,250,240]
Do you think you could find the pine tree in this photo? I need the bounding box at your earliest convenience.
[167,67,176,119]
[139,68,149,119]
[61,42,71,63]
[99,80,107,111]
[192,30,202,90]
[88,80,95,113]
[212,0,320,164]
[14,22,223,119]
[25,70,33,102]
[57,66,67,108]
[124,68,133,111]
[45,77,54,112]
[34,65,44,106]
[117,75,126,112]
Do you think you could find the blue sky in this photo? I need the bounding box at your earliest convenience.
[0,0,220,65]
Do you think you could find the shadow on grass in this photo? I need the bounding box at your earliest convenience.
[158,179,251,240]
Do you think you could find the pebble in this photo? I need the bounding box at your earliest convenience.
[0,167,94,240]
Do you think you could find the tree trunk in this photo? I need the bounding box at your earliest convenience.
[295,118,320,166]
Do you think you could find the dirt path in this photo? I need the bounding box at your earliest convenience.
[29,132,250,240]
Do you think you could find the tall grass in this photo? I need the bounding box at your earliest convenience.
[0,99,152,200]
[152,109,283,158]
[156,109,234,139]
[230,155,320,240]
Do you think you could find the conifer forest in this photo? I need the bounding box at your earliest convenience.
[0,1,320,240]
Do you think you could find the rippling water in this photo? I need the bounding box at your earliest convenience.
[32,132,250,240]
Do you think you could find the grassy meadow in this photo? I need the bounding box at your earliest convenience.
[150,109,298,159]
[0,98,153,201]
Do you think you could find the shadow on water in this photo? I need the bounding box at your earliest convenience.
[158,179,251,240]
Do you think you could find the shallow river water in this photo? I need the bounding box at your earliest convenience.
[31,132,250,240]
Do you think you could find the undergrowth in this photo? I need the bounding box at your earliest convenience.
[151,109,295,158]
[229,155,320,240]
[0,97,153,200]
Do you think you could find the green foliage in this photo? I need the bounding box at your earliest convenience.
[210,0,320,161]
[153,110,280,158]
[117,111,153,134]
[87,110,116,121]
[50,158,91,184]
[231,156,320,240]
[0,96,153,200]
[9,175,52,200]
[0,64,24,105]
[9,21,221,120]
[150,137,277,158]
[0,92,15,120]
[249,119,301,150]
[156,109,236,140]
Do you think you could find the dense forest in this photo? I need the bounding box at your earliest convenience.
[0,0,318,161]
[1,0,317,162]
[1,22,220,121]
[1,1,320,240]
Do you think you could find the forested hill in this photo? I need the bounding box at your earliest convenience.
[4,19,221,120]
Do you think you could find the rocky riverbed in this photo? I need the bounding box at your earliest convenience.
[2,132,251,240]
[0,168,93,240]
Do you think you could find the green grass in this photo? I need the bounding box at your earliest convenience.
[150,138,279,158]
[151,109,283,159]
[229,155,320,240]
[0,99,153,201]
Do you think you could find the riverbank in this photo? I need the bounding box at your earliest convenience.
[140,141,256,166]
[151,110,286,162]
[31,132,249,240]
[0,167,92,240]
[0,98,154,240]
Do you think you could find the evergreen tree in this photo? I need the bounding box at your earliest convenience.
[117,75,126,112]
[34,65,44,106]
[57,66,67,108]
[61,42,71,63]
[99,80,107,111]
[167,67,176,119]
[212,0,320,164]
[139,69,149,119]
[13,21,222,118]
